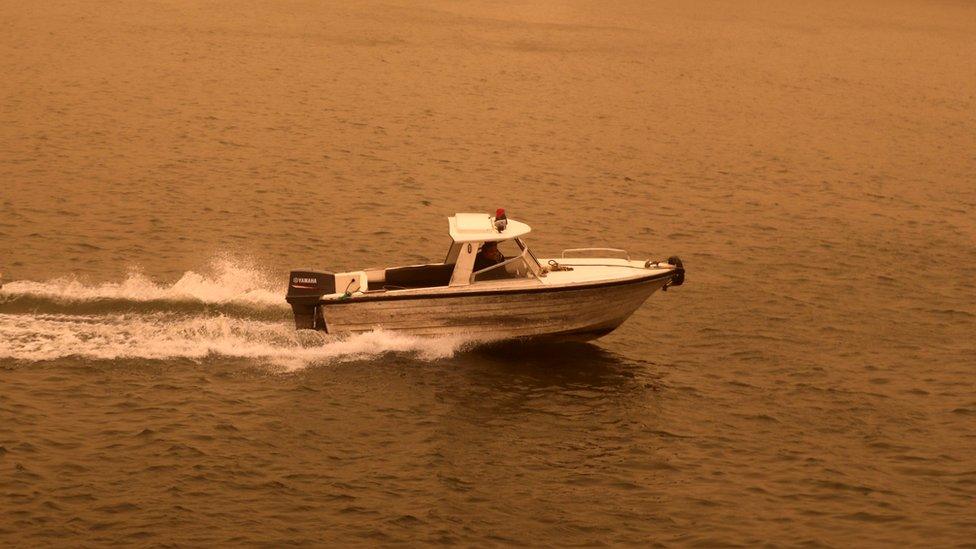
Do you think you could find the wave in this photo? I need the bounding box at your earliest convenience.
[0,257,288,314]
[0,313,466,371]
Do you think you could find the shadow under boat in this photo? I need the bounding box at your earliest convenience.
[455,339,665,391]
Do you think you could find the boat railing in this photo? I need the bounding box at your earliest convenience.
[561,248,631,260]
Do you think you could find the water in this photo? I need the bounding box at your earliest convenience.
[2,1,975,545]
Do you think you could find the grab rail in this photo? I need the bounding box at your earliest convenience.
[560,248,630,260]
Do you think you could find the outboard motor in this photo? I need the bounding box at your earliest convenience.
[285,271,335,330]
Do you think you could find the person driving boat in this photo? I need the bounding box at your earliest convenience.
[473,241,505,272]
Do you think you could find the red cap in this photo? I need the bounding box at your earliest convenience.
[495,208,506,219]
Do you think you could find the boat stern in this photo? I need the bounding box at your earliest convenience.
[285,270,335,329]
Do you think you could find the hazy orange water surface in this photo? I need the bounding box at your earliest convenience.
[1,0,975,545]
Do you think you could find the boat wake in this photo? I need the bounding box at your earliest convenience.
[0,258,288,317]
[0,313,466,371]
[0,258,468,370]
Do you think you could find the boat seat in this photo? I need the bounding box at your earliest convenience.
[383,263,454,289]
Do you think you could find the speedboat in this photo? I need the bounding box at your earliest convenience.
[286,210,685,341]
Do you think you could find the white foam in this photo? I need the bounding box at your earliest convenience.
[0,313,466,371]
[1,257,285,308]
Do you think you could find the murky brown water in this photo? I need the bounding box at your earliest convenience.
[2,0,975,545]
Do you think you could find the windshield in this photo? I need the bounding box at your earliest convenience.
[471,239,538,283]
[516,238,543,270]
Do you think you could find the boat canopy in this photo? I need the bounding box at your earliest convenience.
[448,213,531,243]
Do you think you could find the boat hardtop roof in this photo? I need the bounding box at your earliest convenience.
[448,213,531,243]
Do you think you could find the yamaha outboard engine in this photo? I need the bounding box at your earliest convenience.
[285,271,335,330]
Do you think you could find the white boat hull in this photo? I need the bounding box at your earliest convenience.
[317,274,670,341]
